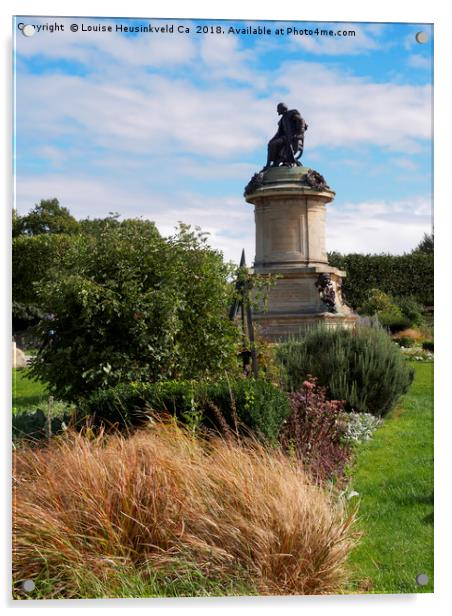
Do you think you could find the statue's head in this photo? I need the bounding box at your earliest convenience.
[277,102,288,115]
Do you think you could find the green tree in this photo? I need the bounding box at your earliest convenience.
[18,198,80,236]
[413,232,434,254]
[78,212,121,236]
[30,221,241,401]
[12,210,24,237]
[12,233,76,329]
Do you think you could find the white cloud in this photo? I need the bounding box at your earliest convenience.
[174,158,256,181]
[14,174,255,264]
[391,157,418,171]
[275,61,432,152]
[199,34,266,88]
[362,23,387,37]
[36,146,67,168]
[16,174,431,261]
[326,196,432,254]
[407,54,432,70]
[16,71,271,159]
[13,18,433,260]
[15,18,432,181]
[16,58,432,178]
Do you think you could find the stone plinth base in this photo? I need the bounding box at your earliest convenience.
[252,265,357,341]
[245,165,358,341]
[253,312,357,342]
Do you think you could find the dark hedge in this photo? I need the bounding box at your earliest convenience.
[328,252,433,309]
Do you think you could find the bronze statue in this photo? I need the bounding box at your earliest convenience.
[264,103,308,169]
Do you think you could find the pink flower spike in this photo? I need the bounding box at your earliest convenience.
[302,380,315,390]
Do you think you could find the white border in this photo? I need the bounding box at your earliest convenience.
[2,1,451,614]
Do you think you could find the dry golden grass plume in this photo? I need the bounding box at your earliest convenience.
[13,420,357,597]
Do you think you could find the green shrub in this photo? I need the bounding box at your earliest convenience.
[13,233,76,329]
[275,325,414,417]
[13,198,80,237]
[360,288,393,314]
[81,378,290,443]
[30,223,242,401]
[422,340,434,352]
[397,296,425,327]
[360,289,413,333]
[377,309,411,333]
[13,408,74,441]
[395,336,416,348]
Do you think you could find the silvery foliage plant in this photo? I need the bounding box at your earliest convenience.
[341,412,383,444]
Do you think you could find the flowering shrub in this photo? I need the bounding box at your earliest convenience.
[399,347,433,362]
[279,377,351,483]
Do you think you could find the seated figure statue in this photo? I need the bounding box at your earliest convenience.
[264,103,308,169]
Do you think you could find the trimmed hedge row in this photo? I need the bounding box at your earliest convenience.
[80,378,291,443]
[328,252,433,309]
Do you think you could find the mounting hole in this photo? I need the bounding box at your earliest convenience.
[415,31,428,44]
[21,579,35,592]
[22,24,36,37]
[416,573,429,586]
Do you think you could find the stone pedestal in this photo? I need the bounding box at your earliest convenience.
[244,166,357,341]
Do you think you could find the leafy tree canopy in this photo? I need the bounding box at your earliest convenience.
[13,233,76,329]
[14,198,80,236]
[78,212,121,236]
[12,202,161,328]
[30,221,241,401]
[412,232,434,255]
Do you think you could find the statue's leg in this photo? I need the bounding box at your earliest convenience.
[265,144,273,168]
[266,141,277,167]
[295,137,304,165]
[277,143,293,167]
[266,138,284,168]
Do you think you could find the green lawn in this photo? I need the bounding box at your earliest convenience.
[14,562,257,600]
[12,368,48,414]
[347,362,433,594]
[12,369,75,441]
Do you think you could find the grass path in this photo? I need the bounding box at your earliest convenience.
[347,362,433,594]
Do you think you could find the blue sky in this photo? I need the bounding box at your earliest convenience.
[13,16,433,262]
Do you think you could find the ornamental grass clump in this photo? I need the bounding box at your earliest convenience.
[13,421,356,598]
